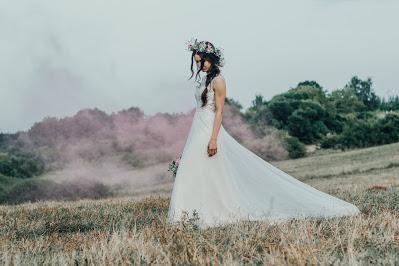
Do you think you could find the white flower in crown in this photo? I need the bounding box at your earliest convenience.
[198,42,207,51]
[186,37,198,51]
[206,43,214,53]
[214,47,225,67]
[218,56,225,67]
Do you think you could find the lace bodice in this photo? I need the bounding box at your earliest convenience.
[194,75,217,113]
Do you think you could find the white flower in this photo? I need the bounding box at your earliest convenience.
[199,42,206,51]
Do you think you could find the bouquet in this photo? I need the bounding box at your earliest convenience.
[168,154,182,179]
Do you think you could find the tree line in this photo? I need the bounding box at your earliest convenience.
[233,76,399,157]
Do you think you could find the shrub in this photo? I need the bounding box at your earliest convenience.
[320,134,340,149]
[0,150,45,178]
[284,136,306,159]
[324,113,399,149]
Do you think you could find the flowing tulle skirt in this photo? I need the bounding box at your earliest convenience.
[167,108,361,229]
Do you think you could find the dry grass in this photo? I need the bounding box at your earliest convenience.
[1,143,399,265]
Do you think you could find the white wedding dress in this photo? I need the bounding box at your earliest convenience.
[167,74,361,229]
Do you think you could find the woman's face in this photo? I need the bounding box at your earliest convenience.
[194,54,212,72]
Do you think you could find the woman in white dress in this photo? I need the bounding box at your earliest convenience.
[167,38,361,229]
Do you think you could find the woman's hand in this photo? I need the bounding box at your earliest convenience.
[207,138,217,157]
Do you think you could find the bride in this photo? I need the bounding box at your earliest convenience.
[167,38,361,229]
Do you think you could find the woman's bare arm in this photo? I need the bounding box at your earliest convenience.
[208,75,226,156]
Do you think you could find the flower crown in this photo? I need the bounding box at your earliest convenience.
[186,37,225,67]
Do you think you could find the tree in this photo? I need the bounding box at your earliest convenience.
[345,76,381,110]
[380,95,399,111]
[286,102,329,144]
[265,83,337,143]
[243,95,274,136]
[297,80,322,89]
[327,87,366,113]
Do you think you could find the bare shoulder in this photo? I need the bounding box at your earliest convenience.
[214,74,225,82]
[212,74,226,92]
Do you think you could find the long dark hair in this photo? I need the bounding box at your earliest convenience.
[188,41,221,107]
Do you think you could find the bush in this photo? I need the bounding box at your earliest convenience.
[286,103,329,144]
[338,119,374,149]
[374,113,399,144]
[324,113,399,150]
[0,150,45,178]
[284,136,306,159]
[320,134,340,149]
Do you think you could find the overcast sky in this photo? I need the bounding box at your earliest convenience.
[1,0,398,133]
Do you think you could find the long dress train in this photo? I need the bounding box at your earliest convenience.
[167,74,361,229]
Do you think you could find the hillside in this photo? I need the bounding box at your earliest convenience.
[0,143,398,264]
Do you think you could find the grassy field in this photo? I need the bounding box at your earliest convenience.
[1,143,398,265]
